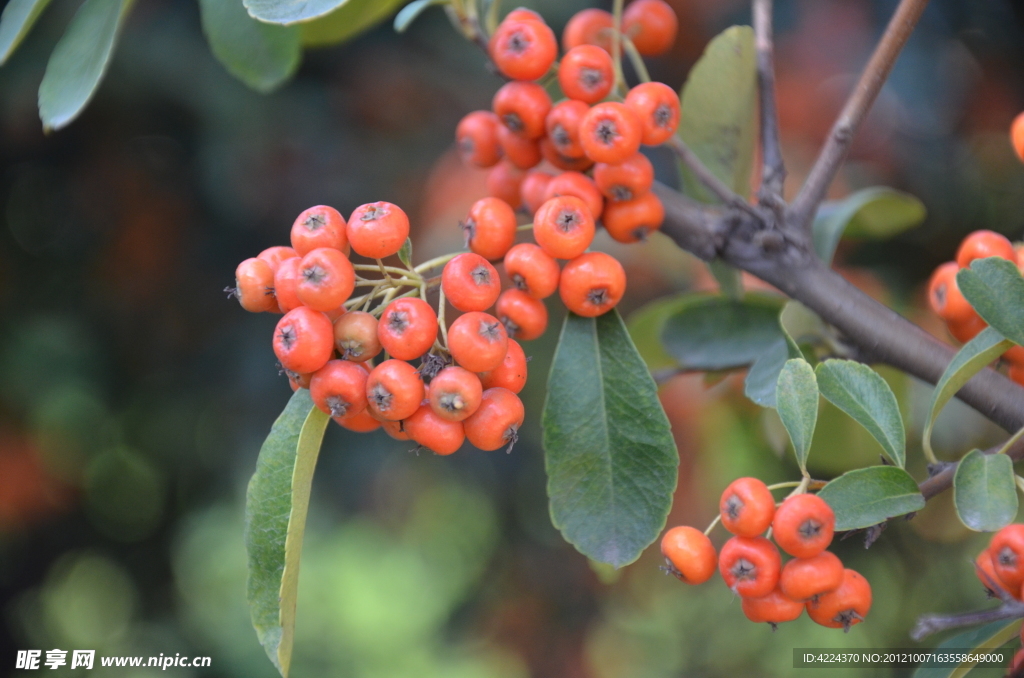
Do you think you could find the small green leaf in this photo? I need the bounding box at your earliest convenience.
[922,327,1012,463]
[394,0,445,32]
[245,389,330,678]
[299,0,407,47]
[913,620,1021,678]
[743,334,801,408]
[776,359,818,472]
[0,0,53,65]
[543,310,678,568]
[37,0,134,131]
[199,0,300,93]
[957,257,1024,346]
[397,237,413,269]
[815,359,906,467]
[245,0,347,23]
[707,259,743,299]
[817,466,925,531]
[953,449,1018,532]
[812,187,926,264]
[677,25,756,202]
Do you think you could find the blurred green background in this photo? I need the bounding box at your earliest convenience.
[3,0,1024,676]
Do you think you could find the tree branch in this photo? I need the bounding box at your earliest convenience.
[789,0,930,230]
[665,137,762,219]
[753,0,786,201]
[911,600,1024,641]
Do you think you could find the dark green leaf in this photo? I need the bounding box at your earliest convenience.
[677,25,756,201]
[627,293,704,372]
[776,359,818,472]
[953,449,1018,532]
[0,0,53,65]
[817,465,925,531]
[815,359,906,467]
[245,389,330,678]
[37,0,134,131]
[397,237,413,269]
[912,620,1020,678]
[812,187,926,264]
[394,0,445,32]
[707,259,743,299]
[543,310,678,568]
[660,294,785,371]
[199,0,300,93]
[299,0,407,47]
[957,257,1024,346]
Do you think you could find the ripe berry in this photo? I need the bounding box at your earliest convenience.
[579,102,644,165]
[545,99,590,159]
[719,477,775,537]
[334,409,382,433]
[539,137,595,173]
[442,253,501,312]
[382,419,410,441]
[1012,112,1024,164]
[378,297,438,361]
[457,111,502,168]
[480,339,528,393]
[489,18,557,81]
[602,192,665,243]
[534,196,596,260]
[310,360,369,418]
[496,288,548,340]
[405,405,466,455]
[544,171,604,220]
[559,252,626,317]
[594,152,655,202]
[622,0,678,56]
[718,535,782,598]
[771,493,835,558]
[624,82,680,145]
[448,311,509,373]
[463,387,525,451]
[296,247,355,312]
[366,359,424,421]
[927,262,976,324]
[562,8,613,53]
[558,45,614,104]
[258,245,299,273]
[429,366,483,422]
[956,230,1017,269]
[464,197,518,261]
[806,568,872,631]
[975,549,1009,596]
[741,587,805,626]
[497,124,542,170]
[274,307,335,374]
[347,201,410,259]
[504,8,544,23]
[779,551,844,603]
[273,256,304,313]
[333,310,381,362]
[660,526,716,585]
[504,242,560,299]
[947,313,987,344]
[287,370,312,391]
[990,524,1024,590]
[493,81,552,139]
[233,258,277,313]
[520,170,555,216]
[486,161,526,211]
[290,205,348,256]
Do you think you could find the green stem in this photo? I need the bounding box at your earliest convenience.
[414,252,460,273]
[437,286,449,349]
[621,35,651,83]
[353,263,419,278]
[516,222,534,231]
[999,424,1024,456]
[611,0,627,96]
[703,514,721,537]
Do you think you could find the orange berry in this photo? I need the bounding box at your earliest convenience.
[405,405,466,455]
[334,409,382,433]
[378,297,438,361]
[779,551,844,603]
[503,8,544,23]
[771,493,835,558]
[558,45,614,104]
[1012,112,1024,164]
[545,99,590,159]
[310,359,369,418]
[429,366,483,422]
[624,81,680,145]
[290,205,348,256]
[296,247,355,312]
[718,535,781,598]
[258,245,299,273]
[333,310,381,362]
[382,419,410,441]
[366,359,424,421]
[496,288,548,340]
[274,307,335,374]
[448,311,509,373]
[579,102,643,164]
[493,81,552,139]
[741,587,805,626]
[233,257,277,313]
[464,196,518,261]
[538,137,595,173]
[602,191,664,243]
[485,161,526,211]
[927,261,976,324]
[956,230,1017,269]
[456,111,502,168]
[503,242,560,299]
[347,201,410,259]
[520,170,556,216]
[562,8,613,53]
[622,0,678,56]
[463,387,525,451]
[660,526,716,585]
[273,256,304,313]
[442,253,501,313]
[544,171,604,220]
[480,339,528,394]
[534,195,596,260]
[806,569,872,631]
[947,313,987,344]
[498,124,542,170]
[593,152,654,202]
[559,252,626,317]
[490,18,557,81]
[991,524,1024,591]
[975,549,1010,596]
[719,477,775,537]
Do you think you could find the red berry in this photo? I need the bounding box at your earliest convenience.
[991,524,1024,591]
[741,587,805,626]
[258,245,299,273]
[538,137,595,173]
[543,171,604,220]
[233,258,277,313]
[496,288,548,340]
[347,201,410,259]
[405,405,466,455]
[719,477,775,537]
[559,252,626,317]
[660,526,716,585]
[806,569,872,631]
[334,409,382,433]
[456,111,502,168]
[927,261,976,324]
[428,366,483,422]
[489,18,557,81]
[503,242,560,299]
[333,311,381,362]
[622,0,678,56]
[273,256,304,313]
[493,81,552,139]
[290,205,348,256]
[296,247,356,312]
[956,230,1017,268]
[366,359,424,421]
[497,124,542,170]
[545,99,590,159]
[562,8,613,53]
[448,311,509,373]
[274,307,335,374]
[624,82,680,146]
[558,45,614,104]
[771,493,835,558]
[378,297,438,361]
[520,170,556,216]
[463,387,525,451]
[310,359,369,418]
[480,339,528,394]
[579,102,644,164]
[1012,112,1024,164]
[593,152,655,202]
[442,253,501,312]
[463,197,518,261]
[779,551,844,603]
[485,161,526,211]
[718,535,782,598]
[533,196,596,260]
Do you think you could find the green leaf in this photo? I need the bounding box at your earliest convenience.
[245,389,330,678]
[812,187,926,264]
[922,327,1012,463]
[953,449,1018,532]
[815,359,906,467]
[299,0,407,47]
[37,0,134,131]
[199,0,300,93]
[913,620,1021,678]
[776,359,818,472]
[627,293,703,372]
[743,334,801,408]
[660,293,785,371]
[0,0,53,65]
[817,465,925,531]
[397,237,413,269]
[543,310,678,568]
[677,25,756,201]
[245,0,346,23]
[707,259,743,299]
[394,0,445,32]
[957,257,1024,346]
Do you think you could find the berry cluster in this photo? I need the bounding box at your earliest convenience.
[974,525,1024,672]
[926,229,1024,383]
[660,478,872,631]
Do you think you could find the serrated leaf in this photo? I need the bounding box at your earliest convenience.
[394,0,445,32]
[812,187,926,264]
[957,257,1024,346]
[199,0,300,93]
[817,465,925,531]
[953,449,1018,532]
[815,359,906,467]
[245,389,330,678]
[543,310,678,568]
[677,25,756,202]
[913,620,1021,678]
[776,359,818,472]
[707,259,743,299]
[299,0,407,47]
[37,0,134,131]
[0,0,53,65]
[397,237,413,269]
[923,327,1012,463]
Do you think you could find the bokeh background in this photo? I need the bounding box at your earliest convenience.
[3,0,1024,675]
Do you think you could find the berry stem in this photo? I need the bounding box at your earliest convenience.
[702,514,721,537]
[620,34,651,84]
[516,222,534,231]
[414,252,460,273]
[998,423,1024,456]
[610,0,628,96]
[437,285,450,349]
[376,258,395,286]
[353,263,421,278]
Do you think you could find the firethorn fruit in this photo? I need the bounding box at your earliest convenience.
[719,477,775,537]
[480,339,528,394]
[273,256,304,313]
[290,206,348,256]
[504,243,560,299]
[624,82,681,145]
[660,526,716,585]
[594,152,655,202]
[520,170,555,216]
[947,313,986,344]
[533,195,596,260]
[274,307,335,374]
[366,359,424,421]
[622,0,678,56]
[382,419,410,441]
[287,370,311,391]
[258,245,299,273]
[927,262,976,324]
[559,252,627,317]
[296,247,355,312]
[602,192,665,243]
[335,409,382,433]
[232,258,277,313]
[497,124,542,170]
[496,288,548,340]
[991,524,1024,590]
[333,310,381,362]
[489,17,557,82]
[559,45,614,104]
[347,201,410,259]
[463,387,525,451]
[544,171,604,220]
[975,549,1009,596]
[741,587,805,626]
[428,366,483,422]
[442,253,501,312]
[378,297,438,361]
[310,360,369,418]
[1012,112,1024,164]
[539,137,595,173]
[806,569,872,631]
[545,99,590,159]
[493,81,552,140]
[405,405,466,455]
[579,102,644,165]
[779,551,844,603]
[485,161,526,211]
[448,311,509,373]
[456,111,502,168]
[718,535,782,598]
[464,197,518,261]
[956,230,1016,269]
[771,493,835,558]
[562,8,613,53]
[504,8,544,23]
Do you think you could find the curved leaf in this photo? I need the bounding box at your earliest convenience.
[245,389,330,678]
[957,257,1024,346]
[776,359,818,472]
[813,187,926,264]
[0,0,53,65]
[543,310,678,568]
[245,0,348,24]
[817,465,925,531]
[199,0,301,93]
[660,294,785,371]
[913,620,1021,678]
[815,359,906,467]
[299,0,406,47]
[37,0,134,131]
[953,449,1018,532]
[394,0,445,32]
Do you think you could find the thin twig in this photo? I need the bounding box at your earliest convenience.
[666,137,761,219]
[753,0,786,201]
[912,601,1024,641]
